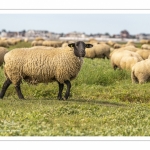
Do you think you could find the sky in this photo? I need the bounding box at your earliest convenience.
[1,14,150,35]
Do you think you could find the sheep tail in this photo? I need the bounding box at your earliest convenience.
[131,69,138,83]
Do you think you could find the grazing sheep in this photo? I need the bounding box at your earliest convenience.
[110,49,143,70]
[0,41,93,100]
[0,40,9,48]
[31,40,43,46]
[125,41,135,46]
[113,43,122,49]
[120,55,143,70]
[120,45,140,52]
[0,47,9,67]
[107,40,116,47]
[140,39,148,44]
[85,43,110,59]
[141,44,150,50]
[131,59,150,84]
[136,49,150,60]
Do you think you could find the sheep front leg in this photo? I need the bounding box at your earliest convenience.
[15,81,25,99]
[57,82,64,100]
[0,78,12,99]
[64,80,71,100]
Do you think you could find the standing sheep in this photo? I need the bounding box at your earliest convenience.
[85,43,110,59]
[110,49,143,70]
[136,49,150,60]
[0,41,93,100]
[131,59,150,84]
[0,47,9,67]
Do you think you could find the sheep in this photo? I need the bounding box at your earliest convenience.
[122,45,139,52]
[0,40,9,48]
[125,41,135,46]
[110,49,143,70]
[120,55,143,70]
[0,41,93,100]
[136,49,150,60]
[141,44,150,50]
[0,47,9,67]
[113,43,122,49]
[131,59,150,84]
[106,40,116,47]
[31,40,43,46]
[85,43,110,59]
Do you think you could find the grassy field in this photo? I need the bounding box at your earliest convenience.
[0,41,150,136]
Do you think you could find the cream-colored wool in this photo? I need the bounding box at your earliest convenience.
[85,43,110,59]
[113,43,122,49]
[120,55,143,70]
[131,59,150,84]
[4,47,83,86]
[110,49,143,70]
[0,47,9,66]
[136,49,150,60]
[119,45,140,52]
[141,44,150,50]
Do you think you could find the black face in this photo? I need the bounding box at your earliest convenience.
[68,41,93,57]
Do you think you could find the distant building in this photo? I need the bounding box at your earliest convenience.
[65,31,87,38]
[0,30,7,37]
[7,31,18,37]
[136,33,150,39]
[120,30,130,38]
[25,30,49,38]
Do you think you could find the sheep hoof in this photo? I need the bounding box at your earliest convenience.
[62,97,68,101]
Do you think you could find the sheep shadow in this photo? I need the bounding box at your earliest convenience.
[64,98,127,107]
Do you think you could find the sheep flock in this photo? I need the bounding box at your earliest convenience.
[0,36,150,100]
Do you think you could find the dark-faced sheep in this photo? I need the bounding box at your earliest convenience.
[0,41,93,100]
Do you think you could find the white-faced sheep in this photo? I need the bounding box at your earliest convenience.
[0,41,93,100]
[110,49,143,70]
[131,59,150,84]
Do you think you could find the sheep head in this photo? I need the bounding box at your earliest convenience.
[68,41,93,57]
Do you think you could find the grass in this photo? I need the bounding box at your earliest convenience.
[0,42,150,136]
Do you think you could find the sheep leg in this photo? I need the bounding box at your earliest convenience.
[0,78,12,99]
[64,80,71,100]
[57,82,64,100]
[15,81,25,99]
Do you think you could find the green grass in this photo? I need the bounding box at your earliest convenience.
[0,42,150,136]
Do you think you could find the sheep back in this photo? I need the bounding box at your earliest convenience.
[131,59,150,84]
[4,48,83,85]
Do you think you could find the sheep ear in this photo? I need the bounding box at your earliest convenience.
[85,44,93,48]
[68,43,75,48]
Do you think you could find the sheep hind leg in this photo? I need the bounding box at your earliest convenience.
[15,81,25,99]
[0,78,12,99]
[57,82,64,100]
[64,80,71,100]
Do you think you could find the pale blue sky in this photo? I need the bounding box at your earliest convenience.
[1,14,150,35]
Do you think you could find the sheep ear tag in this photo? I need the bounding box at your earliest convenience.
[85,44,93,48]
[68,43,75,48]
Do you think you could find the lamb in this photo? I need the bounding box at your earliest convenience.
[0,47,9,66]
[110,49,143,70]
[0,41,93,100]
[85,43,110,59]
[131,59,150,84]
